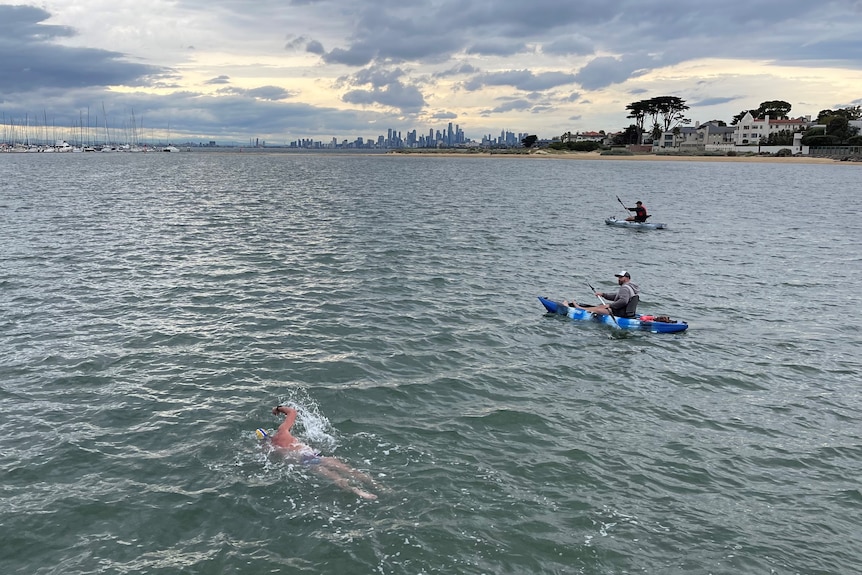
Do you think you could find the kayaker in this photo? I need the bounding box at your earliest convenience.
[625,201,648,222]
[264,404,381,500]
[569,271,640,318]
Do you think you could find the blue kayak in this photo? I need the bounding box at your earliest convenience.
[538,296,688,333]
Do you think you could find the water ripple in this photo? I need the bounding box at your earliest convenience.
[2,153,861,574]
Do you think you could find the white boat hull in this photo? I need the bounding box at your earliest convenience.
[605,217,667,230]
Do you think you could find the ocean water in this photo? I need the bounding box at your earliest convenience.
[1,152,861,575]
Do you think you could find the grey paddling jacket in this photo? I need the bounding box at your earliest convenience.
[599,282,640,318]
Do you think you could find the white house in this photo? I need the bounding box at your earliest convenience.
[733,112,811,145]
[654,115,813,154]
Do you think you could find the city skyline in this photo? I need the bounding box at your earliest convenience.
[0,111,527,148]
[1,1,860,144]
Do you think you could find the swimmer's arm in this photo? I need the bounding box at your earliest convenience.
[272,405,297,429]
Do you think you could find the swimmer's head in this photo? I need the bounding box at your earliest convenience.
[255,428,269,440]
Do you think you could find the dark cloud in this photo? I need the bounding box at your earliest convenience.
[691,96,742,107]
[216,86,295,100]
[431,111,458,120]
[342,83,425,114]
[351,66,408,89]
[519,72,577,91]
[307,0,858,86]
[178,0,860,87]
[574,56,650,90]
[284,35,309,51]
[434,64,479,78]
[323,45,377,67]
[0,5,169,95]
[480,99,534,115]
[4,0,861,141]
[447,1,617,38]
[542,37,595,57]
[305,40,325,55]
[464,70,576,92]
[465,41,528,57]
[0,5,75,41]
[337,64,426,113]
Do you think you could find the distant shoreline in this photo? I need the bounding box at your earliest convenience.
[161,147,860,164]
[386,149,857,165]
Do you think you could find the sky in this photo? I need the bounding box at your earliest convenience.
[1,0,861,145]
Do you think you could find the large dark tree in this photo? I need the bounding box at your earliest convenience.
[521,134,538,148]
[650,96,691,131]
[756,100,792,119]
[625,101,650,144]
[612,125,641,146]
[732,100,793,124]
[625,96,690,143]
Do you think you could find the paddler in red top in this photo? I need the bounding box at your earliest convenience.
[625,200,648,222]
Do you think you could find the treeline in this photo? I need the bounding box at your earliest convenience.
[618,98,861,146]
[625,96,690,144]
[802,107,862,146]
[543,97,861,149]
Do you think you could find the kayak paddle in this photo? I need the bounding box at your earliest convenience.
[616,195,630,216]
[587,282,618,327]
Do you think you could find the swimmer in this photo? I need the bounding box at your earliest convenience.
[267,405,380,500]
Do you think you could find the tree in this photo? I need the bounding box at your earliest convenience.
[732,100,792,124]
[645,99,662,140]
[612,125,640,146]
[817,106,862,123]
[731,109,753,125]
[826,117,854,141]
[521,134,538,148]
[650,96,691,132]
[625,101,650,144]
[756,100,792,119]
[626,96,691,143]
[764,130,795,146]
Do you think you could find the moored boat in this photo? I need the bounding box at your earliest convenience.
[538,296,688,333]
[605,217,667,229]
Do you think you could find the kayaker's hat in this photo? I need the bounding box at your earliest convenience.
[614,270,630,278]
[635,201,642,205]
